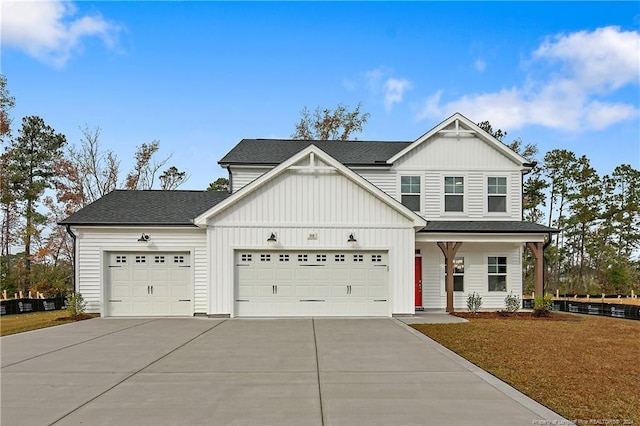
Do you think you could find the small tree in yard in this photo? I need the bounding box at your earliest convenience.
[67,292,86,318]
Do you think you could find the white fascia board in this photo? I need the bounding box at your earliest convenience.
[194,144,426,228]
[415,232,547,243]
[387,112,530,169]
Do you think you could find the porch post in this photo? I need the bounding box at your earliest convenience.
[526,242,544,297]
[437,242,462,313]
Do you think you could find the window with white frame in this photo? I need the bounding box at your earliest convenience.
[444,257,464,292]
[488,177,507,212]
[444,176,464,212]
[400,176,421,211]
[488,256,507,291]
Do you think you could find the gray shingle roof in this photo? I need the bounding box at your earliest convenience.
[420,221,559,233]
[59,190,230,226]
[218,139,412,166]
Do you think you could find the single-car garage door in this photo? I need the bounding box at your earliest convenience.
[235,250,389,317]
[107,252,192,316]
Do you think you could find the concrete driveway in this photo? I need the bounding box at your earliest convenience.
[1,317,565,425]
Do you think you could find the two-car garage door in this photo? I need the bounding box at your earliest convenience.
[235,250,389,317]
[107,252,192,316]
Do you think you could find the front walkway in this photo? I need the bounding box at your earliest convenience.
[1,317,566,425]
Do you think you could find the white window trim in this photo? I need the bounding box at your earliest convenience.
[399,174,423,213]
[441,173,467,215]
[487,255,509,292]
[485,175,510,216]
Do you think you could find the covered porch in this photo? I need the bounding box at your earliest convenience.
[415,221,558,312]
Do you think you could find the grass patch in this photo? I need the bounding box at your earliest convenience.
[413,314,640,424]
[0,310,99,336]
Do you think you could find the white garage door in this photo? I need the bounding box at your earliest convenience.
[235,250,389,317]
[107,252,192,316]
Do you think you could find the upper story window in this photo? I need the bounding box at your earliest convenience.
[488,177,507,212]
[400,176,421,211]
[444,176,464,212]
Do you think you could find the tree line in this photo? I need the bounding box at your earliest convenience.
[479,122,639,296]
[1,74,638,299]
[0,76,188,296]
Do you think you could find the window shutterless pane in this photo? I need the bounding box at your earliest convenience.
[488,196,507,212]
[401,176,420,193]
[452,257,464,274]
[488,275,507,291]
[453,275,464,292]
[445,195,463,212]
[401,195,420,211]
[487,177,507,194]
[445,176,464,194]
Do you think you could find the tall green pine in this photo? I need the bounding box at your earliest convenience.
[6,116,66,292]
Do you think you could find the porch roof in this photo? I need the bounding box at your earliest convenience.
[419,220,559,234]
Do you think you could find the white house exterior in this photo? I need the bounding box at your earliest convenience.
[61,113,556,317]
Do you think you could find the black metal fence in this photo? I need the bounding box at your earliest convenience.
[0,296,66,316]
[523,298,640,320]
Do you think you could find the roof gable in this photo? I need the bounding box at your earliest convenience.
[60,190,230,226]
[196,145,426,228]
[387,112,530,168]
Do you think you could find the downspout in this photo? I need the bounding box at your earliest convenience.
[65,225,77,292]
[227,166,233,194]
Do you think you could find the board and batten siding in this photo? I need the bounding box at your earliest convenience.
[417,242,522,310]
[206,165,417,316]
[73,227,207,314]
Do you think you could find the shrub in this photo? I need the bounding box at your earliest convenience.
[533,294,553,317]
[504,292,521,313]
[467,292,482,313]
[67,292,87,318]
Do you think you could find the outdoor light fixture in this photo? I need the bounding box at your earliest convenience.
[137,233,150,242]
[347,233,357,246]
[267,232,277,246]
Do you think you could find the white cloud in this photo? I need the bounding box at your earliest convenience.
[1,0,120,67]
[533,26,639,92]
[474,59,487,72]
[416,26,640,132]
[383,78,411,111]
[362,68,412,111]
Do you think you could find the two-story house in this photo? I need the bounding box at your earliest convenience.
[60,113,557,317]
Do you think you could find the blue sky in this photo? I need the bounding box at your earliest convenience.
[2,1,639,190]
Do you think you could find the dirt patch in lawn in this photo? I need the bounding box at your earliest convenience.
[451,311,583,321]
[412,314,640,424]
[54,313,99,321]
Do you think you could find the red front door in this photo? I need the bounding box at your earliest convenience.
[415,257,423,309]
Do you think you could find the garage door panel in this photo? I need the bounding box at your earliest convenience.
[235,250,389,317]
[294,268,313,281]
[275,269,294,281]
[170,285,190,298]
[132,284,150,298]
[110,284,131,298]
[132,269,149,280]
[107,252,192,317]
